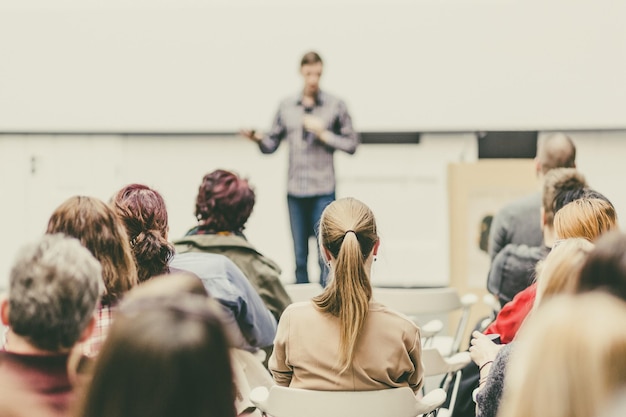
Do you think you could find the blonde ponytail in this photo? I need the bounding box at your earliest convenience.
[313,198,378,372]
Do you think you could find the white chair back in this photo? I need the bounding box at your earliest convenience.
[250,385,446,417]
[420,348,472,417]
[372,286,461,315]
[371,286,477,356]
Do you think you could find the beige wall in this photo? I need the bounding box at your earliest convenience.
[1,131,625,316]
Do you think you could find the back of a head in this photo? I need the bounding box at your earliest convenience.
[78,293,235,417]
[8,234,102,352]
[125,272,209,301]
[314,197,378,372]
[46,195,138,306]
[195,169,255,233]
[534,238,594,308]
[551,187,612,222]
[577,230,626,302]
[554,198,618,242]
[537,133,576,175]
[541,167,587,225]
[499,292,626,417]
[112,184,174,283]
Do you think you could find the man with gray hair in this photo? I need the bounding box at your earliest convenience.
[0,234,102,416]
[488,133,577,260]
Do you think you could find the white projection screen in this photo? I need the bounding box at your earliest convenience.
[0,0,624,133]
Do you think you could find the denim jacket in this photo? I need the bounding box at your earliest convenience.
[170,252,277,350]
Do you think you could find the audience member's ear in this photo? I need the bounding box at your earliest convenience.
[78,316,96,343]
[0,297,10,326]
[323,247,333,264]
[534,157,542,176]
[67,344,95,389]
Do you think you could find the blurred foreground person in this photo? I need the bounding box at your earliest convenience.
[499,292,626,417]
[75,275,236,417]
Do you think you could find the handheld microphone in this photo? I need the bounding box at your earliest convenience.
[303,107,315,144]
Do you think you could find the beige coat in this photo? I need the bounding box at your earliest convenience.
[269,300,423,392]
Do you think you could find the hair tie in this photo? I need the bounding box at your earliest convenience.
[345,230,356,236]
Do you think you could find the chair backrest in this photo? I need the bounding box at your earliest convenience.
[420,349,472,416]
[371,286,477,356]
[250,385,438,417]
[371,287,462,315]
[283,282,324,303]
[421,349,471,378]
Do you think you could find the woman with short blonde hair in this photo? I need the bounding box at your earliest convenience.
[533,238,594,307]
[553,198,618,242]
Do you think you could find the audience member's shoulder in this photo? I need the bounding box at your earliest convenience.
[497,192,541,217]
[170,252,242,280]
[173,251,238,268]
[283,300,315,315]
[319,90,344,104]
[496,342,514,362]
[369,301,419,328]
[497,243,546,263]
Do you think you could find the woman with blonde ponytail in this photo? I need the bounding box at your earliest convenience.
[269,197,424,391]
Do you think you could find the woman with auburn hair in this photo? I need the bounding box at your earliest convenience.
[112,184,175,282]
[46,195,138,356]
[175,169,291,321]
[498,292,626,417]
[269,197,423,391]
[111,182,277,353]
[553,198,618,241]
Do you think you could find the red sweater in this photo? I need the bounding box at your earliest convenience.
[484,283,537,344]
[0,351,73,417]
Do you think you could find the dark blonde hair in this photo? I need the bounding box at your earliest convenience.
[313,197,378,372]
[534,238,594,308]
[554,198,618,242]
[46,196,138,306]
